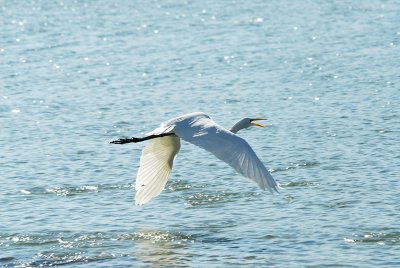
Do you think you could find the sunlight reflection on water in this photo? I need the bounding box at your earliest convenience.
[1,0,399,267]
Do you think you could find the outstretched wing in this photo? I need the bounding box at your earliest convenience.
[135,135,180,205]
[173,115,278,192]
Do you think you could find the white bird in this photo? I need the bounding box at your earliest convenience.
[111,112,278,205]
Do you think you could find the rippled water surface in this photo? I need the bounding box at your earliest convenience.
[1,0,399,267]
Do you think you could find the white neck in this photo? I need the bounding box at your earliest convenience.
[230,119,247,134]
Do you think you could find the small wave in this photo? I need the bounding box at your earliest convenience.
[3,233,59,247]
[1,232,110,248]
[20,189,32,195]
[0,257,15,267]
[224,98,240,103]
[327,200,360,209]
[166,180,193,192]
[118,230,193,244]
[2,231,119,267]
[45,185,100,196]
[374,129,395,134]
[184,191,239,207]
[280,181,316,188]
[20,183,134,197]
[22,252,117,267]
[271,161,320,172]
[344,231,400,245]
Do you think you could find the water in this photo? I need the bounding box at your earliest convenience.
[1,0,399,266]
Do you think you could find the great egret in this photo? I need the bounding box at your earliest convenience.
[111,112,278,205]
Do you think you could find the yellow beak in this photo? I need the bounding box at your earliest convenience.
[250,118,267,128]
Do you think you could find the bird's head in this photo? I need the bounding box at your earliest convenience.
[230,118,267,133]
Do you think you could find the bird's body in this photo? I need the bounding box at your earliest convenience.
[111,112,278,205]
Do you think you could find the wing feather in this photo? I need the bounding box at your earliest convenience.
[135,135,180,205]
[173,116,278,192]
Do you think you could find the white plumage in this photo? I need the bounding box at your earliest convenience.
[135,135,180,205]
[114,112,279,205]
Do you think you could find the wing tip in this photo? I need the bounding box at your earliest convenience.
[263,181,281,194]
[135,201,145,206]
[135,195,151,206]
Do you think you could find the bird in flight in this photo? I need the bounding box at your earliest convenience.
[111,112,278,205]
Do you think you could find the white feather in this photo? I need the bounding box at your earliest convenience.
[132,112,278,205]
[172,113,278,192]
[135,135,180,205]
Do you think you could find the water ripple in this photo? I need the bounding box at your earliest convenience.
[344,231,400,245]
[20,184,134,197]
[281,181,316,188]
[23,252,117,267]
[117,230,193,244]
[2,0,399,266]
[272,161,320,172]
[184,191,240,207]
[166,180,193,192]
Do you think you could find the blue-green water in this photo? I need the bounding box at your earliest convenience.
[1,0,399,267]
